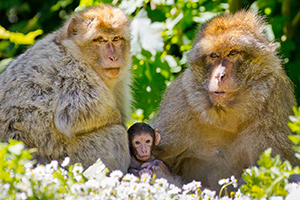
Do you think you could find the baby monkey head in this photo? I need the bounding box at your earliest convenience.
[128,123,161,162]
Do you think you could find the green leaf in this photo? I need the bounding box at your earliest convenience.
[0,58,12,73]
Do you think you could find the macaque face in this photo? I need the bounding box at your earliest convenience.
[68,6,130,81]
[206,49,241,107]
[89,32,128,78]
[189,31,250,108]
[132,133,153,162]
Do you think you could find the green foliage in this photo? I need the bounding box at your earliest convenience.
[239,108,300,199]
[288,106,300,160]
[240,148,300,199]
[0,140,36,199]
[0,25,43,45]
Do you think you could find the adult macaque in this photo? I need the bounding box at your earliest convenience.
[0,5,131,172]
[127,123,173,180]
[152,10,299,191]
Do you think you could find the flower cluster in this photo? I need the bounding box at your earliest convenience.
[1,140,300,199]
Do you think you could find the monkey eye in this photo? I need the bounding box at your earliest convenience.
[112,36,122,42]
[210,52,219,58]
[135,141,140,145]
[228,50,239,56]
[94,37,106,43]
[146,139,151,144]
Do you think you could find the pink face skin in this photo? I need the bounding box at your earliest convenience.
[132,133,153,162]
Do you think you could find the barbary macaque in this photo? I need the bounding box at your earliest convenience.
[0,5,132,172]
[127,123,173,180]
[152,10,300,191]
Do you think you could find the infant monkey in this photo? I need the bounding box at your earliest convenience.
[127,122,172,178]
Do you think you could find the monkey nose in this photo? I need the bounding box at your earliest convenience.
[215,73,226,82]
[109,56,118,61]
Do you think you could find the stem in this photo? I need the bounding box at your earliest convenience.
[291,10,300,28]
[265,174,286,196]
[281,0,291,18]
[281,0,295,39]
[219,182,233,199]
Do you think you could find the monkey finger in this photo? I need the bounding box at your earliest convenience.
[140,162,152,168]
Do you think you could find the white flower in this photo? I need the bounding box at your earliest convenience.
[100,177,118,188]
[17,192,27,200]
[70,183,86,194]
[245,168,252,174]
[83,158,108,181]
[43,173,53,184]
[139,172,151,183]
[24,162,34,170]
[130,9,164,56]
[45,160,58,173]
[61,157,70,167]
[219,196,231,200]
[8,142,24,155]
[269,196,283,200]
[32,165,46,181]
[122,173,138,183]
[110,170,123,179]
[73,165,84,175]
[218,178,230,186]
[167,184,181,196]
[201,189,216,199]
[3,183,10,191]
[74,175,82,182]
[285,182,300,192]
[230,175,238,188]
[85,179,100,189]
[118,0,144,15]
[182,180,202,191]
[154,178,169,189]
[286,183,300,200]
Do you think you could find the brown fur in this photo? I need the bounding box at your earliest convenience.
[0,5,131,172]
[152,10,299,191]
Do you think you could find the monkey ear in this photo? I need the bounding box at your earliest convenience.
[67,18,79,37]
[154,128,161,146]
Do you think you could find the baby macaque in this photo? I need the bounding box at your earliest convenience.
[127,122,172,178]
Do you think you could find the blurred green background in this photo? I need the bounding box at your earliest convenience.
[0,0,300,124]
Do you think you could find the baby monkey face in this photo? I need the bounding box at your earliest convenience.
[132,133,153,162]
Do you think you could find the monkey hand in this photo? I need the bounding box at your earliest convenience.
[128,168,140,177]
[140,159,163,172]
[139,168,153,177]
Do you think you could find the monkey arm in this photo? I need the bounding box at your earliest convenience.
[54,70,122,138]
[128,167,140,176]
[66,124,130,171]
[141,159,173,177]
[152,74,191,160]
[113,69,132,124]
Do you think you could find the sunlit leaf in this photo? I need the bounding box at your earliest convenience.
[0,26,43,45]
[0,58,12,73]
[0,26,10,39]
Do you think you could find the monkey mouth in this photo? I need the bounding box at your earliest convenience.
[212,91,226,95]
[137,155,151,161]
[211,91,227,99]
[104,67,120,77]
[210,91,234,106]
